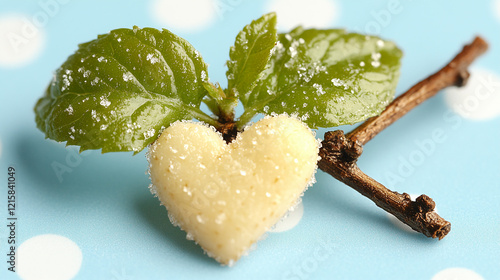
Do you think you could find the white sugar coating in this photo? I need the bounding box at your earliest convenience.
[148,115,319,265]
[123,72,134,81]
[148,183,158,197]
[99,96,110,107]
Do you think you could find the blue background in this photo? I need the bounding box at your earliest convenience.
[0,0,499,279]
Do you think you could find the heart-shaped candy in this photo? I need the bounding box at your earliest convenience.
[148,115,319,265]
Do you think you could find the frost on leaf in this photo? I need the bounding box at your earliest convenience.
[34,27,210,153]
[242,28,402,128]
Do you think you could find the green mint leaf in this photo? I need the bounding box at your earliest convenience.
[35,26,212,153]
[240,27,403,128]
[226,12,277,102]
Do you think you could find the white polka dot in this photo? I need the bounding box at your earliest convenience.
[432,268,484,280]
[444,68,500,120]
[0,14,45,67]
[269,201,304,233]
[17,234,82,280]
[266,0,338,30]
[150,0,217,32]
[494,0,500,20]
[387,194,440,233]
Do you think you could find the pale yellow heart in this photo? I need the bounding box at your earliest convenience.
[148,115,319,265]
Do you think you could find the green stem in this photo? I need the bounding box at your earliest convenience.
[236,108,258,130]
[235,94,279,130]
[218,98,237,121]
[185,106,219,127]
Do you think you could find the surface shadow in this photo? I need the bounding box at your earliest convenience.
[14,130,152,213]
[134,193,218,266]
[15,130,73,185]
[15,130,148,187]
[311,173,435,243]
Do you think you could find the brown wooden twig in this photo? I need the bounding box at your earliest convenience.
[318,36,488,239]
[347,37,488,145]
